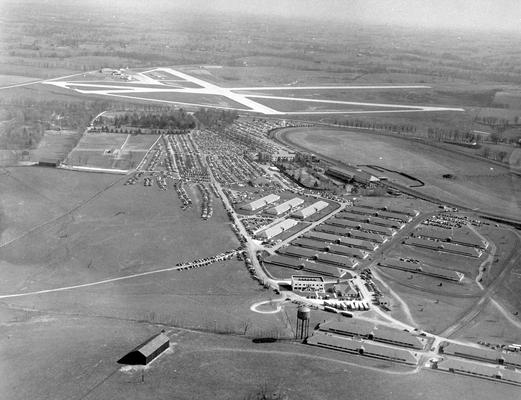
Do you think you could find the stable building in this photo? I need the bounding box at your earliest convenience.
[266,197,304,215]
[414,226,486,249]
[319,320,426,350]
[257,218,298,239]
[292,200,329,219]
[377,259,463,282]
[307,332,418,365]
[404,237,482,258]
[327,218,395,236]
[241,193,280,211]
[315,225,387,244]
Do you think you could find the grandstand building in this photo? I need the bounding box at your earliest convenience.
[326,166,379,185]
[291,200,329,219]
[266,197,304,216]
[241,193,280,211]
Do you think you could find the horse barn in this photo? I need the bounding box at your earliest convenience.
[439,342,521,369]
[257,218,298,239]
[265,197,304,215]
[347,206,413,223]
[377,259,464,282]
[304,231,378,251]
[326,218,395,236]
[404,237,482,258]
[241,193,280,211]
[307,332,418,365]
[414,226,487,249]
[118,332,170,365]
[278,245,358,269]
[318,320,427,350]
[337,212,404,229]
[315,224,387,244]
[291,200,329,219]
[264,254,349,278]
[356,202,420,217]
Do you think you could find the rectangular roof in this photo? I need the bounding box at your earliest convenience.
[315,225,385,243]
[442,342,500,362]
[316,253,356,268]
[304,231,338,242]
[292,238,329,250]
[405,237,481,257]
[260,218,298,238]
[292,200,329,218]
[328,244,366,258]
[437,358,502,378]
[308,332,417,364]
[321,320,425,349]
[265,255,345,277]
[266,197,304,215]
[326,218,394,235]
[280,245,318,258]
[244,193,280,210]
[378,258,462,281]
[415,226,484,248]
[136,333,170,358]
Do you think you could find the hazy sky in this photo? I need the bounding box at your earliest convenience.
[156,0,521,32]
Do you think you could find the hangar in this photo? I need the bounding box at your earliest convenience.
[118,332,170,365]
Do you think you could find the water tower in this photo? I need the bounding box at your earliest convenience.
[296,306,311,340]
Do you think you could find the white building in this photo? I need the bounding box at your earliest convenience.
[241,194,280,211]
[292,200,329,219]
[291,275,325,292]
[258,218,298,239]
[266,197,304,215]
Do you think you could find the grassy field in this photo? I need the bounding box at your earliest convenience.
[63,133,158,170]
[29,130,81,162]
[3,317,517,400]
[281,127,521,221]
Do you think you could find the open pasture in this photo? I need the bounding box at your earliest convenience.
[280,127,521,220]
[0,176,239,294]
[29,130,81,163]
[64,133,158,170]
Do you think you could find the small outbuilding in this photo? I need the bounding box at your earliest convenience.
[118,332,170,365]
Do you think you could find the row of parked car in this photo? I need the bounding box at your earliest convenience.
[174,180,192,210]
[197,183,214,220]
[175,249,239,270]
